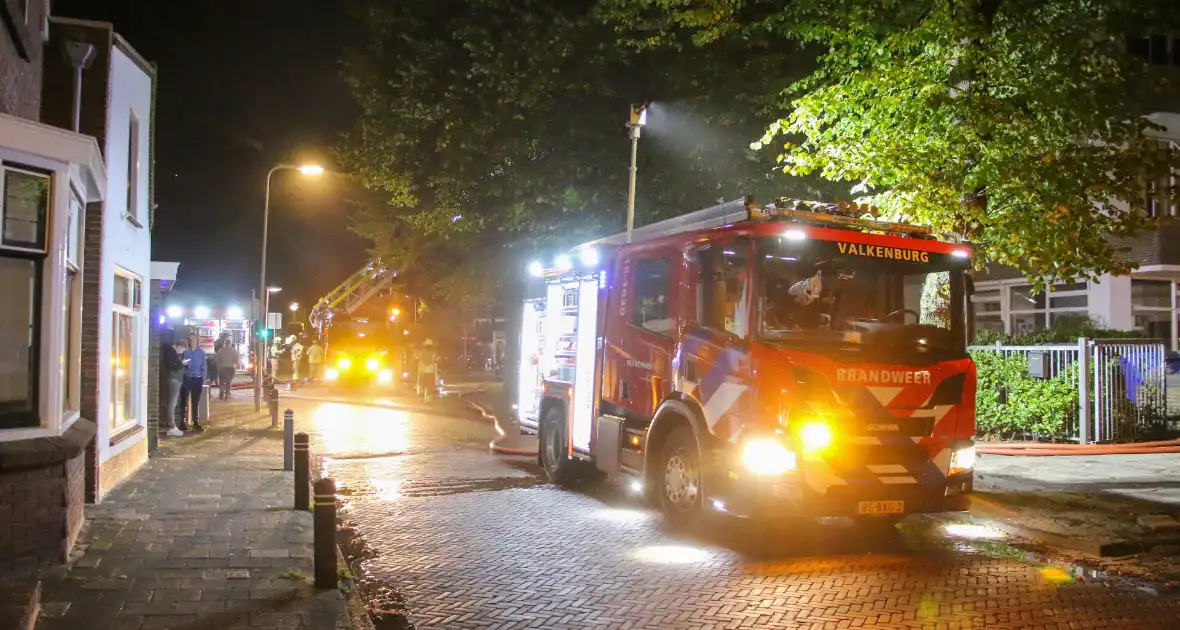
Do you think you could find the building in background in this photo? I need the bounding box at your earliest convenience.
[40,18,157,502]
[0,0,107,570]
[973,114,1180,347]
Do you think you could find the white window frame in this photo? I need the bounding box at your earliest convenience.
[1130,278,1179,349]
[61,190,83,422]
[124,109,143,227]
[973,279,1089,335]
[970,287,1004,334]
[110,268,143,435]
[0,163,51,431]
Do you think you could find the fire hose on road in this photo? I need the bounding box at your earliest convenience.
[978,437,1180,456]
[461,394,539,456]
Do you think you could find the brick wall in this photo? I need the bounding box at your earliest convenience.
[0,1,45,120]
[80,200,105,503]
[0,449,86,573]
[97,438,146,498]
[64,453,84,553]
[40,20,111,141]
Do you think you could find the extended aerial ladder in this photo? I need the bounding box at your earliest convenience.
[309,260,399,331]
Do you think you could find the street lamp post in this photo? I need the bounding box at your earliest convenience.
[625,104,648,244]
[263,286,281,385]
[255,164,323,411]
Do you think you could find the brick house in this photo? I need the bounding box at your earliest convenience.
[40,17,158,501]
[0,0,106,570]
[1,5,159,573]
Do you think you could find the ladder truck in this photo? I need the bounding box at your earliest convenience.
[516,197,978,528]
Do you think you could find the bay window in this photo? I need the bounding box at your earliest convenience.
[0,166,50,429]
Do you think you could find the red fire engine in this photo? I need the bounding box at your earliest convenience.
[517,198,977,527]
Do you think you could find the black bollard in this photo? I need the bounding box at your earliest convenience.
[283,409,294,471]
[294,433,310,510]
[269,387,280,428]
[313,477,337,588]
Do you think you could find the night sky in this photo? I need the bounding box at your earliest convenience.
[53,0,370,314]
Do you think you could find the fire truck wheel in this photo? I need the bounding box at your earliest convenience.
[658,426,703,525]
[540,407,578,485]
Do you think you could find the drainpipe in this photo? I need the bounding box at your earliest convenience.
[63,41,96,132]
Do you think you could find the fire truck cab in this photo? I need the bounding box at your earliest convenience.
[518,198,977,526]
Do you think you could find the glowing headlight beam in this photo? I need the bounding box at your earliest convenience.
[798,422,833,454]
[741,438,797,475]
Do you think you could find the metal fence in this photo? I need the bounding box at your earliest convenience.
[968,339,1169,443]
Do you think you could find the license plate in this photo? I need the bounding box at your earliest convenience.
[857,500,905,515]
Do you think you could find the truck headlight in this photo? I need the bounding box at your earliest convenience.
[741,438,797,476]
[949,444,976,475]
[365,357,380,371]
[377,369,393,384]
[325,368,340,381]
[337,357,352,370]
[798,422,833,454]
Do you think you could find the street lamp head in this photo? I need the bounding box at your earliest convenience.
[267,286,283,293]
[298,165,324,176]
[630,103,648,127]
[289,302,300,312]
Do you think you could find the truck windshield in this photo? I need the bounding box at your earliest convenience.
[757,235,968,357]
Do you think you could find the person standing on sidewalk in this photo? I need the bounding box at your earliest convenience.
[181,333,208,431]
[417,339,438,399]
[307,338,324,384]
[290,336,305,390]
[162,339,187,437]
[215,340,239,400]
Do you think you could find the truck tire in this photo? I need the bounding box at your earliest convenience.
[540,407,579,485]
[657,426,704,527]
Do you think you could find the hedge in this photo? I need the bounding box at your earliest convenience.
[971,350,1077,441]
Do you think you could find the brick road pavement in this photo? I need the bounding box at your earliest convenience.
[35,396,355,630]
[284,391,1180,630]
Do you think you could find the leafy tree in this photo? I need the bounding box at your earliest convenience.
[337,0,824,311]
[601,0,1180,287]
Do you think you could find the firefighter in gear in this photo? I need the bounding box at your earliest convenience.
[416,339,438,399]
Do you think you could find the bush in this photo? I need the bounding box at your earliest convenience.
[971,350,1077,441]
[971,315,1144,346]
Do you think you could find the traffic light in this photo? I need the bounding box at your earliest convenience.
[259,328,270,339]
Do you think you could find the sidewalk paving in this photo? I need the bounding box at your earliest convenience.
[962,451,1180,579]
[34,397,355,630]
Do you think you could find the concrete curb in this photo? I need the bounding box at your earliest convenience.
[337,543,375,630]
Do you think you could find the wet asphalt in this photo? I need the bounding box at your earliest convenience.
[282,387,1180,630]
